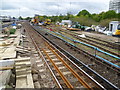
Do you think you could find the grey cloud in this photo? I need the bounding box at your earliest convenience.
[1,1,109,17]
[1,3,18,10]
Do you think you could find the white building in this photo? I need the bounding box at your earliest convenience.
[61,20,72,25]
[0,16,11,22]
[109,0,120,13]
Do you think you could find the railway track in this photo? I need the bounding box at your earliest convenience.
[57,26,120,51]
[22,22,106,89]
[60,30,120,57]
[36,26,120,69]
[31,25,120,89]
[41,43,100,89]
[47,26,120,57]
[86,35,120,49]
[22,22,120,89]
[55,30,120,65]
[49,26,120,50]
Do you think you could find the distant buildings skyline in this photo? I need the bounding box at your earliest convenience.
[109,0,120,13]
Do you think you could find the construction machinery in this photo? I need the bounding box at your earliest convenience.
[30,15,51,26]
[43,19,51,26]
[30,15,39,25]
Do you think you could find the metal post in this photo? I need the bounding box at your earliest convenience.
[94,47,97,61]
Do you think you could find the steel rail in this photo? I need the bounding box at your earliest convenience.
[86,35,120,48]
[42,48,74,89]
[30,24,105,89]
[43,31,120,71]
[44,34,119,89]
[44,40,105,90]
[49,28,119,57]
[23,24,63,89]
[43,30,120,71]
[60,28,120,50]
[45,42,92,89]
[51,31,120,59]
[27,22,119,89]
[25,23,102,89]
[30,25,106,89]
[63,31,120,57]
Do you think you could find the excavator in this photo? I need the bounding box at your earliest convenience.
[30,15,39,25]
[31,15,51,26]
[43,19,51,26]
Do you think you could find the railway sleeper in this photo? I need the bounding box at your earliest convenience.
[46,58,59,62]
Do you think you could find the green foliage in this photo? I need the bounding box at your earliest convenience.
[38,16,45,22]
[117,13,120,19]
[92,14,101,22]
[102,10,117,19]
[24,17,32,20]
[12,17,16,19]
[91,12,105,22]
[32,9,119,27]
[72,10,119,27]
[50,16,59,22]
[65,13,74,20]
[71,16,98,26]
[100,18,120,27]
[48,13,74,22]
[19,16,23,20]
[10,29,16,34]
[77,10,91,17]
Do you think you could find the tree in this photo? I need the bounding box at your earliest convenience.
[102,10,117,19]
[100,18,119,27]
[92,15,100,22]
[63,13,74,20]
[57,14,65,22]
[71,16,98,26]
[77,10,91,17]
[25,17,31,20]
[38,16,45,22]
[19,16,23,20]
[12,17,16,19]
[117,13,120,19]
[50,16,59,22]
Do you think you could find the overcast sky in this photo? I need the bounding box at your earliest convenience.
[0,0,110,18]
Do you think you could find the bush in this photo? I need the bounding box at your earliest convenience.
[99,18,119,27]
[10,29,16,34]
[71,16,98,26]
